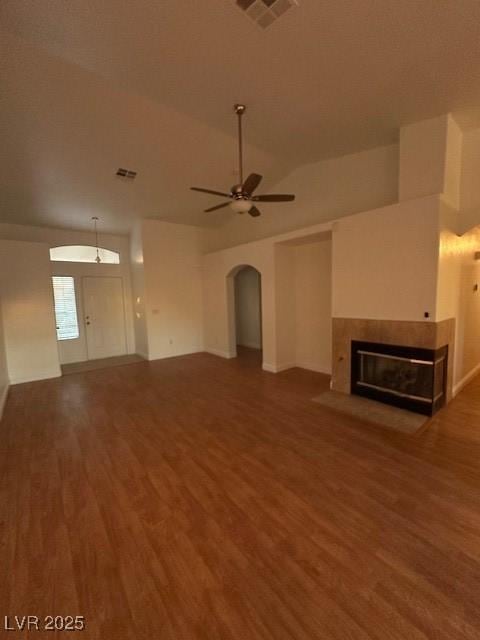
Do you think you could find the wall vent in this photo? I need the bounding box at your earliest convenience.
[235,0,299,29]
[116,168,137,179]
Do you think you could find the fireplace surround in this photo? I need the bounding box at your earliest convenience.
[331,318,456,408]
[351,341,448,415]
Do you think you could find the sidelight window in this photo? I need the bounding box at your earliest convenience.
[52,276,80,340]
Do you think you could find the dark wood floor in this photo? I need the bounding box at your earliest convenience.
[1,348,480,639]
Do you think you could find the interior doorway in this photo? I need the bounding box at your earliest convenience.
[233,266,262,360]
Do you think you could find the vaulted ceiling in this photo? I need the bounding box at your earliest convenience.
[2,0,480,233]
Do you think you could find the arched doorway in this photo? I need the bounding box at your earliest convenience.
[226,265,262,364]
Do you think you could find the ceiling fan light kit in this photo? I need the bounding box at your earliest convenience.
[230,198,253,213]
[190,104,295,218]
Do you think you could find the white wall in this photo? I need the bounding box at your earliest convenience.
[0,298,9,420]
[0,223,136,364]
[130,222,149,359]
[274,238,333,373]
[332,196,440,322]
[234,267,262,350]
[415,119,480,392]
[0,239,61,384]
[399,116,449,203]
[274,244,296,369]
[202,222,333,373]
[436,204,480,391]
[458,126,480,233]
[399,114,463,210]
[141,220,205,360]
[436,202,462,323]
[206,144,398,251]
[202,237,277,365]
[456,244,480,389]
[460,127,480,212]
[444,115,463,210]
[294,239,332,374]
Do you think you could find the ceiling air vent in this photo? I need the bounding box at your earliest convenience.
[116,168,137,180]
[235,0,298,29]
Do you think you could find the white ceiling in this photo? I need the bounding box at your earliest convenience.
[2,0,480,233]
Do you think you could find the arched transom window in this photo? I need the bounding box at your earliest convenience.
[49,245,120,264]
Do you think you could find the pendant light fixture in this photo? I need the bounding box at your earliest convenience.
[91,216,101,263]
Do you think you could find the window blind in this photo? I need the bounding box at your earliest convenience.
[52,276,80,341]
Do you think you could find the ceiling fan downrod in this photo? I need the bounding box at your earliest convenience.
[234,103,246,186]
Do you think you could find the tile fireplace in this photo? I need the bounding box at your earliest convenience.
[331,318,456,408]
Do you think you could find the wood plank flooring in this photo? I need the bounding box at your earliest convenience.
[1,348,480,639]
[61,354,144,376]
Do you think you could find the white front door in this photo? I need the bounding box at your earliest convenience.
[82,276,127,360]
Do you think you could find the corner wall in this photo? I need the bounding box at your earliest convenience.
[130,222,149,359]
[294,239,332,374]
[455,240,480,391]
[0,298,9,420]
[141,220,205,360]
[274,244,296,370]
[332,196,440,322]
[0,239,61,384]
[436,205,480,393]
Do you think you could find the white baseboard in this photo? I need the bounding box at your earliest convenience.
[205,348,237,359]
[147,347,204,362]
[10,368,62,385]
[263,361,332,375]
[0,383,9,422]
[135,350,150,361]
[295,361,332,375]
[262,362,276,373]
[262,362,296,373]
[238,342,261,350]
[453,361,480,397]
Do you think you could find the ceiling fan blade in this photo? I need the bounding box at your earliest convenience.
[248,206,261,217]
[204,201,231,213]
[242,173,263,195]
[191,187,231,198]
[252,194,295,202]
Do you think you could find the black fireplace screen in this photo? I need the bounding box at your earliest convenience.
[351,341,448,416]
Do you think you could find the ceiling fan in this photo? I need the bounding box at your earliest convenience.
[190,104,295,217]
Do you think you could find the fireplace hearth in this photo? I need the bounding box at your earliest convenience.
[351,341,448,416]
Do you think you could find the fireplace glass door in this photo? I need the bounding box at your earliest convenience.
[351,341,448,415]
[358,351,435,403]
